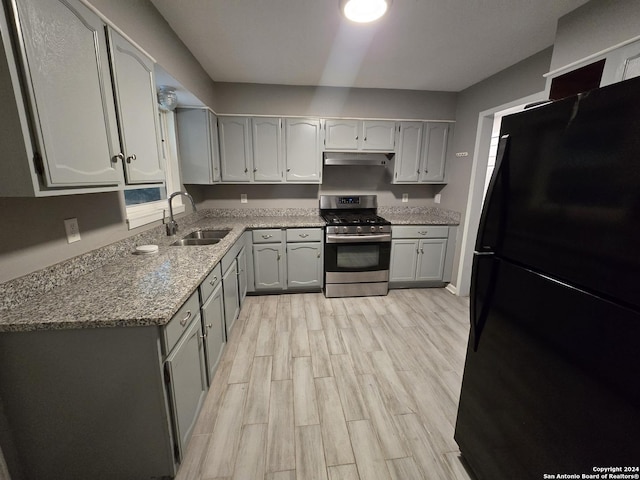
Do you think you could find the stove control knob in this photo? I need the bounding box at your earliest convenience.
[342,226,348,233]
[379,226,384,232]
[371,226,376,232]
[356,226,362,233]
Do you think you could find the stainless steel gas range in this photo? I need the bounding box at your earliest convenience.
[320,195,391,298]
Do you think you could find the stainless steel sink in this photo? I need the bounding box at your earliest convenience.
[182,229,230,240]
[171,238,221,246]
[170,229,230,246]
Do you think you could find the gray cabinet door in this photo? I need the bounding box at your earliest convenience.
[108,29,164,184]
[420,122,449,183]
[12,0,121,187]
[201,283,225,383]
[324,119,359,150]
[394,122,422,183]
[236,246,248,303]
[208,111,221,182]
[219,116,252,182]
[253,243,286,290]
[362,120,396,151]
[284,118,321,183]
[252,117,283,181]
[287,242,323,288]
[176,109,220,184]
[416,238,447,281]
[164,315,208,460]
[389,239,419,281]
[223,262,241,336]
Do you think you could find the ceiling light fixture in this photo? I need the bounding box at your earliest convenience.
[340,0,390,23]
[157,85,178,111]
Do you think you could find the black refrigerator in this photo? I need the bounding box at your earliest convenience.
[455,76,640,480]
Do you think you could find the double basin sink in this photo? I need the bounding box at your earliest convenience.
[171,229,230,246]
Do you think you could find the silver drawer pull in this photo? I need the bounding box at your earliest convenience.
[180,310,192,327]
[418,231,428,235]
[206,323,212,330]
[262,234,273,239]
[209,276,218,285]
[299,233,309,238]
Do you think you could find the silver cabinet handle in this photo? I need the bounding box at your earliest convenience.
[206,323,212,330]
[126,154,137,163]
[421,248,424,254]
[355,135,358,140]
[209,276,218,285]
[253,168,257,172]
[244,167,248,173]
[299,233,309,238]
[180,310,192,327]
[199,333,207,339]
[418,231,428,235]
[287,168,291,172]
[317,252,321,258]
[277,253,281,260]
[112,153,124,163]
[364,137,367,141]
[262,234,273,239]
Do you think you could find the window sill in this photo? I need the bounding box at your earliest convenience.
[126,201,184,230]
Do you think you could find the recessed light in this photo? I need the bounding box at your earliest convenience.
[340,0,390,23]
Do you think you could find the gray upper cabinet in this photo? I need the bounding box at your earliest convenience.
[394,122,423,182]
[107,28,164,184]
[176,108,221,184]
[362,120,396,151]
[600,39,640,86]
[284,118,322,183]
[0,0,123,195]
[252,117,284,182]
[323,119,396,151]
[420,122,450,183]
[393,121,450,184]
[219,116,252,182]
[324,119,359,150]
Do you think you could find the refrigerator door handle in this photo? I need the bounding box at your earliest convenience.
[470,253,500,351]
[475,134,510,252]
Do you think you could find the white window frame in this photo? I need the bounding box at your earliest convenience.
[125,110,184,229]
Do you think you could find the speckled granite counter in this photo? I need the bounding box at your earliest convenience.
[0,206,459,332]
[0,215,323,332]
[379,206,461,225]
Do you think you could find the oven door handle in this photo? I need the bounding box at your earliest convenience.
[325,233,391,244]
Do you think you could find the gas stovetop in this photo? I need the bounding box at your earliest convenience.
[320,195,391,235]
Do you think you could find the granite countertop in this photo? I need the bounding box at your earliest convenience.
[0,216,324,333]
[0,208,459,333]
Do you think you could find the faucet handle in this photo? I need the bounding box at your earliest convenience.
[166,220,178,236]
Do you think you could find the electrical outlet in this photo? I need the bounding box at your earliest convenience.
[434,193,442,204]
[402,193,409,203]
[240,194,248,204]
[64,218,81,243]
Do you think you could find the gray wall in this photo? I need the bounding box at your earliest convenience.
[441,47,553,287]
[550,0,640,72]
[0,0,216,283]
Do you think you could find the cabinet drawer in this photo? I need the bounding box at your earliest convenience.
[392,225,449,239]
[252,229,283,243]
[286,228,322,242]
[200,263,222,303]
[163,290,200,354]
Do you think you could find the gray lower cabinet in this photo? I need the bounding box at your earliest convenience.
[286,228,324,289]
[389,225,456,287]
[200,265,226,383]
[164,313,208,461]
[237,245,248,302]
[253,242,286,290]
[223,261,241,335]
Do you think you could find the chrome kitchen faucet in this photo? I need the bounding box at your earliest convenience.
[166,191,197,236]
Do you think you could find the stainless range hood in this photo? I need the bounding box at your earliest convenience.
[323,152,393,166]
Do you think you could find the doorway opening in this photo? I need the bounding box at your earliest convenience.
[454,92,545,297]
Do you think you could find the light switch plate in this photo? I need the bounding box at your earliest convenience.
[64,218,81,243]
[434,193,441,204]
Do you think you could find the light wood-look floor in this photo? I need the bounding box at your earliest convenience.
[176,288,477,480]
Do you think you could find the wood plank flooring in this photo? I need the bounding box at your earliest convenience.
[177,288,477,480]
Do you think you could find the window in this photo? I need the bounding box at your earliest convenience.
[125,111,184,229]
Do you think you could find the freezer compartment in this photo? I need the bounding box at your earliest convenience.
[456,258,640,480]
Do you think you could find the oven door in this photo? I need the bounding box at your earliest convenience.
[324,234,391,282]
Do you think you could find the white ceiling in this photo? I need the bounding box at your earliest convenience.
[151,0,590,92]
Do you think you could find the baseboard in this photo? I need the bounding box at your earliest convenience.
[445,283,459,295]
